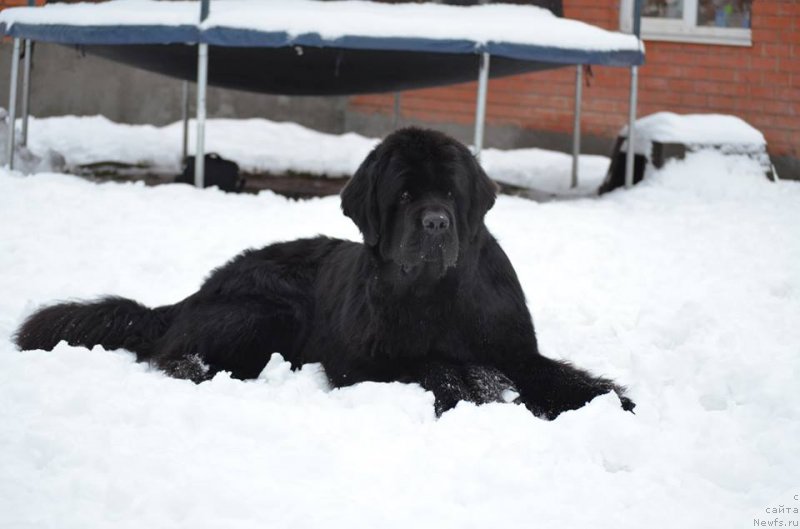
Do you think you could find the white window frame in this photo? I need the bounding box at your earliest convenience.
[620,0,752,47]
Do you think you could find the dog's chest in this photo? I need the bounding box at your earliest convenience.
[372,299,473,361]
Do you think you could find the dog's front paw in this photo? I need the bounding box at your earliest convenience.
[618,392,636,414]
[521,365,635,420]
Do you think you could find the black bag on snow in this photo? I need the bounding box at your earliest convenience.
[177,153,245,193]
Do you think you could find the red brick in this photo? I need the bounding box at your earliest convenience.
[694,80,748,96]
[758,43,792,58]
[685,67,738,82]
[750,56,780,70]
[756,15,794,30]
[737,69,763,84]
[761,71,790,85]
[778,57,800,74]
[753,1,780,17]
[775,86,800,102]
[585,99,623,113]
[751,29,782,44]
[750,84,777,98]
[659,78,694,92]
[641,77,671,91]
[679,92,709,108]
[778,3,800,17]
[403,98,474,114]
[690,53,752,70]
[764,100,797,116]
[753,114,799,130]
[707,95,738,110]
[643,64,685,78]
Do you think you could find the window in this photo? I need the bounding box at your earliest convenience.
[620,0,753,46]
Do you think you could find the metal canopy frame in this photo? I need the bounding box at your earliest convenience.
[625,0,644,189]
[4,0,643,191]
[571,64,583,188]
[4,0,33,170]
[5,38,20,169]
[473,52,490,160]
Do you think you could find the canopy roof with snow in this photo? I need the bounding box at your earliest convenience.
[0,0,644,67]
[1,0,646,186]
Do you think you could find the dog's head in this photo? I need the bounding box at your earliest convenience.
[341,128,497,278]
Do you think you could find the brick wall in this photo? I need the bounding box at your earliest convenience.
[349,0,799,160]
[0,0,44,8]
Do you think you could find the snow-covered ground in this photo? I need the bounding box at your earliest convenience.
[1,150,798,528]
[21,115,610,194]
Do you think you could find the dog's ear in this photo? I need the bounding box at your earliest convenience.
[466,152,498,234]
[341,146,382,246]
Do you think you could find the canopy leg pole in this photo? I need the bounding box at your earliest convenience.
[624,65,639,189]
[181,80,190,162]
[20,39,32,147]
[473,52,490,161]
[5,38,21,170]
[571,65,583,189]
[194,44,208,188]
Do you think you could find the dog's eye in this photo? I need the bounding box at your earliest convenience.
[399,191,412,203]
[446,191,453,199]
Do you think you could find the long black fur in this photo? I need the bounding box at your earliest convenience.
[15,128,633,419]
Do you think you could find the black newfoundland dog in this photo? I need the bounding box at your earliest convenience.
[16,128,633,419]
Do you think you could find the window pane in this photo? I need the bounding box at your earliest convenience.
[697,0,753,28]
[643,0,684,19]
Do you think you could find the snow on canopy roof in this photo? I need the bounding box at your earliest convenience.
[0,0,644,66]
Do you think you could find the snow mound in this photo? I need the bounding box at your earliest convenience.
[623,112,767,159]
[0,108,65,174]
[625,112,766,146]
[481,146,608,194]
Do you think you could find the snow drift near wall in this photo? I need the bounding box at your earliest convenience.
[22,115,610,194]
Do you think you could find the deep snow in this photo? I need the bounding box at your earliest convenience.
[1,151,798,528]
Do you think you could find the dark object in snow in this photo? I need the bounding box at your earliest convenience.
[15,128,634,420]
[600,116,776,193]
[177,153,244,193]
[599,136,647,194]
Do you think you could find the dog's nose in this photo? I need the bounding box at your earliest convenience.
[422,211,450,234]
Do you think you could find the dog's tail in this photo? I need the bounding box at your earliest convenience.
[14,296,176,360]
